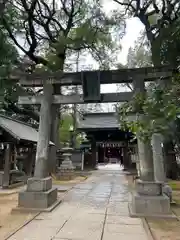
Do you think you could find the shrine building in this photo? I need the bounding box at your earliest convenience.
[77,112,138,168]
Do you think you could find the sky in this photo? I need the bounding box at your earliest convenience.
[92,16,144,112]
[100,17,144,99]
[103,0,144,65]
[17,0,144,71]
[101,0,144,110]
[82,0,145,95]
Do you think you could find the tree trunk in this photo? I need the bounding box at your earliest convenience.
[71,52,80,149]
[163,141,179,180]
[3,143,11,188]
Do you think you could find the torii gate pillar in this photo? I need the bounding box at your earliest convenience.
[16,82,59,211]
[129,78,173,218]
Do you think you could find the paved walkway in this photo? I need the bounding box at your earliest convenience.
[8,164,149,240]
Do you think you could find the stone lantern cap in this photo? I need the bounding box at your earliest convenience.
[61,143,73,153]
[62,146,73,157]
[62,147,73,152]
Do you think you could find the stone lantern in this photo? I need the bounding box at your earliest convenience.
[57,144,75,180]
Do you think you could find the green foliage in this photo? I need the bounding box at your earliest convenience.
[124,21,180,142]
[118,75,180,141]
[0,2,19,96]
[59,113,83,146]
[160,19,180,68]
[0,5,39,122]
[44,0,125,71]
[127,33,152,68]
[59,114,73,144]
[0,34,18,105]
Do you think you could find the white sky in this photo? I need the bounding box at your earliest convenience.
[103,0,144,65]
[89,0,145,94]
[101,17,144,94]
[88,12,145,112]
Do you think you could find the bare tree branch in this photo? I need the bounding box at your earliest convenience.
[113,0,136,12]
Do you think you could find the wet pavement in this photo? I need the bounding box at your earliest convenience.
[8,164,149,240]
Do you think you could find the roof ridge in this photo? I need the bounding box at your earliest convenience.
[83,112,116,116]
[0,114,36,129]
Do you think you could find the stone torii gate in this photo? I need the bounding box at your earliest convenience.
[13,65,174,217]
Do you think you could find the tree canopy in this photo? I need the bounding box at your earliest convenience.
[2,0,125,71]
[127,33,152,68]
[0,0,126,135]
[114,0,180,66]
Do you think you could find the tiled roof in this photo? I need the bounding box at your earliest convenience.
[0,114,54,145]
[77,112,136,130]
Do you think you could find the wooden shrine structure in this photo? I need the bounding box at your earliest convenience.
[77,112,136,168]
[0,114,54,189]
[11,65,176,217]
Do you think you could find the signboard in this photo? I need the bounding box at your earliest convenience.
[82,73,101,102]
[97,142,126,148]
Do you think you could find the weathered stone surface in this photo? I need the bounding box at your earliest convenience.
[55,220,103,240]
[58,150,75,180]
[163,183,172,202]
[106,215,142,225]
[137,135,154,181]
[136,180,162,196]
[18,187,57,209]
[57,168,75,180]
[104,223,146,235]
[8,165,150,240]
[131,192,171,215]
[34,82,53,179]
[103,232,147,240]
[60,154,75,170]
[151,133,166,182]
[27,177,52,192]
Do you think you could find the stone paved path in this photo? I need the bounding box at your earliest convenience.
[8,164,149,240]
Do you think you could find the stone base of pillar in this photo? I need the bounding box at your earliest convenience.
[14,177,60,212]
[57,152,75,180]
[57,169,75,181]
[129,180,176,218]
